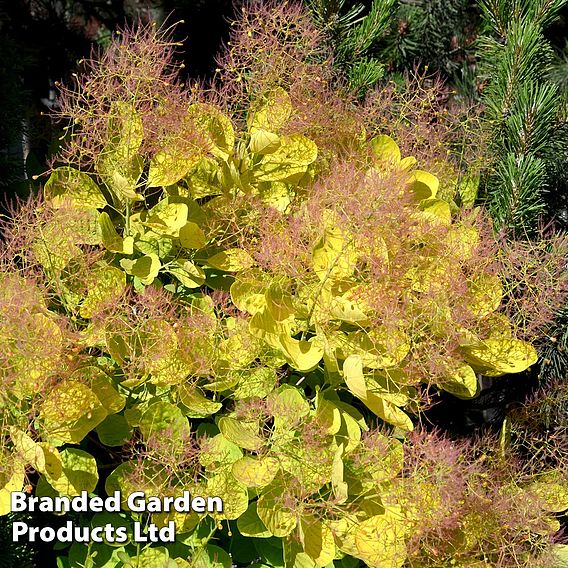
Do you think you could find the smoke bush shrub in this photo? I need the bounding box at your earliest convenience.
[0,3,567,567]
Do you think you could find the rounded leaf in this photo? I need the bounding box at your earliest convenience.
[408,170,439,200]
[45,167,107,209]
[440,360,479,399]
[249,128,281,155]
[218,417,264,451]
[237,502,272,538]
[205,472,248,520]
[466,272,503,317]
[249,87,292,131]
[370,135,401,164]
[233,367,278,400]
[278,334,324,373]
[166,259,206,288]
[40,381,108,445]
[139,401,190,443]
[46,448,98,496]
[299,516,335,567]
[148,149,202,188]
[462,338,538,375]
[193,545,232,568]
[120,254,161,285]
[207,249,255,272]
[199,433,243,471]
[96,415,133,446]
[255,134,318,183]
[257,488,297,537]
[232,456,280,487]
[178,385,222,418]
[80,263,126,319]
[179,222,207,249]
[355,510,407,568]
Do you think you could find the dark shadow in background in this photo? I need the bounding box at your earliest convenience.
[0,0,235,218]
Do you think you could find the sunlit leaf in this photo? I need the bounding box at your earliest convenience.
[419,198,451,225]
[407,170,439,200]
[258,180,293,212]
[205,472,248,521]
[186,157,223,198]
[370,135,401,164]
[343,355,367,399]
[315,394,342,436]
[440,359,479,399]
[144,202,189,237]
[132,547,175,568]
[249,87,292,131]
[120,254,161,285]
[331,445,348,502]
[0,465,24,516]
[265,281,295,321]
[9,428,62,477]
[148,150,202,188]
[312,223,357,281]
[188,103,235,160]
[257,483,297,537]
[355,508,407,568]
[299,515,335,567]
[179,221,207,249]
[80,263,126,318]
[255,134,317,182]
[526,470,568,513]
[232,456,280,487]
[96,101,144,202]
[46,448,98,497]
[40,381,108,445]
[269,386,310,429]
[207,249,255,272]
[165,259,206,288]
[178,385,222,418]
[99,212,134,254]
[445,225,480,261]
[462,338,538,375]
[193,545,232,568]
[139,401,190,443]
[344,327,410,369]
[230,271,268,315]
[199,433,243,471]
[233,367,278,399]
[457,174,480,208]
[218,417,264,451]
[278,334,324,373]
[550,544,568,567]
[466,273,503,317]
[249,128,281,155]
[362,392,414,431]
[45,167,107,209]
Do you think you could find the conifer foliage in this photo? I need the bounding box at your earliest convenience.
[305,0,480,93]
[306,0,396,95]
[477,0,568,234]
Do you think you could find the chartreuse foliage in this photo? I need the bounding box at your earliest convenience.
[0,27,565,568]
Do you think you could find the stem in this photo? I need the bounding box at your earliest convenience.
[125,202,131,236]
